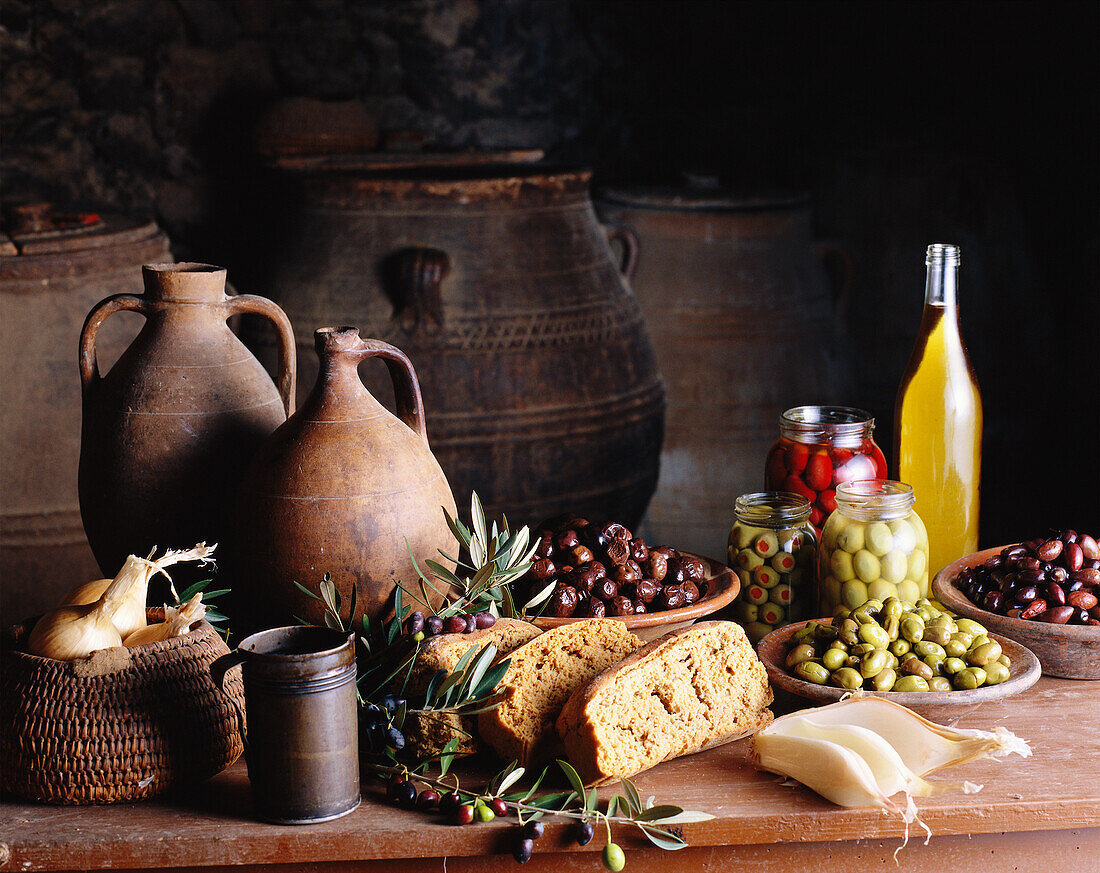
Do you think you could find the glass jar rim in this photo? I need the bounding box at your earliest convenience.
[835,479,915,516]
[779,406,875,441]
[734,491,812,527]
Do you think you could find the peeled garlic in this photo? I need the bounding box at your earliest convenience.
[773,694,1031,774]
[59,543,217,639]
[123,593,206,647]
[751,695,1030,852]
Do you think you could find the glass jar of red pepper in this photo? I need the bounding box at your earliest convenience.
[764,406,888,535]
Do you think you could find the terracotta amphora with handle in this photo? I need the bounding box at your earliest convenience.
[232,326,457,632]
[78,263,295,581]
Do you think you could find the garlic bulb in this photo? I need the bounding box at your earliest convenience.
[123,593,206,647]
[28,567,134,659]
[60,578,112,606]
[59,543,217,639]
[29,542,217,660]
[751,695,1031,852]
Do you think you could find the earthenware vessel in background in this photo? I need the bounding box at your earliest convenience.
[250,156,664,528]
[232,327,458,631]
[78,263,295,583]
[0,209,171,618]
[597,185,854,557]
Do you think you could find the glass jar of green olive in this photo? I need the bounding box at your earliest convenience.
[817,479,929,616]
[728,492,817,644]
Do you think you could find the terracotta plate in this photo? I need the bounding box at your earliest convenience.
[932,545,1100,679]
[758,620,1041,716]
[532,552,739,642]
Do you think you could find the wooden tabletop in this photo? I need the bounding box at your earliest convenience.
[3,676,1098,873]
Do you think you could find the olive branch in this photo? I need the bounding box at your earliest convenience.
[403,492,551,619]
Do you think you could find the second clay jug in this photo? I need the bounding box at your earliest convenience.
[79,263,295,578]
[232,327,458,630]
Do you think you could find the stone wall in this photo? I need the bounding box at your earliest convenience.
[1,0,631,251]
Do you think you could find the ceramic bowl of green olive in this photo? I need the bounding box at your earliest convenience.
[757,597,1041,713]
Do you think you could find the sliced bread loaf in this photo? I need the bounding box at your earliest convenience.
[403,618,542,756]
[556,620,773,785]
[478,619,642,765]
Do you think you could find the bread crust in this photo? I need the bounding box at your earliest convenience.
[478,619,642,765]
[556,620,774,785]
[403,618,542,756]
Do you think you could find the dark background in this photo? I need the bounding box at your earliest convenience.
[3,0,1097,544]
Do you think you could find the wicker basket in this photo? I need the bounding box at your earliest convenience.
[1,609,245,804]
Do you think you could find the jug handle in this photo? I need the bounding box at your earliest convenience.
[602,221,639,281]
[210,650,248,748]
[350,337,429,442]
[79,294,153,391]
[225,294,298,417]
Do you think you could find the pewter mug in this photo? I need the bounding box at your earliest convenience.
[212,625,359,824]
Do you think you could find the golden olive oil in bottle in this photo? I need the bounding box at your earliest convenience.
[894,243,982,579]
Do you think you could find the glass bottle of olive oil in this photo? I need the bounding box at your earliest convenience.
[894,243,982,579]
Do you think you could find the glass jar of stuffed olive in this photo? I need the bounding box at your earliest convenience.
[728,492,817,644]
[818,479,929,616]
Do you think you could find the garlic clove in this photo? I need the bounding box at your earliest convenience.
[773,694,1031,775]
[27,603,124,660]
[752,729,904,813]
[123,593,205,647]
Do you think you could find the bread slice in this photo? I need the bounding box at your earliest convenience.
[556,621,774,785]
[478,619,642,765]
[403,618,542,756]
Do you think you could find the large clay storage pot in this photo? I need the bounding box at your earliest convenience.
[78,263,296,581]
[0,209,172,620]
[251,157,665,528]
[232,327,458,631]
[597,187,853,559]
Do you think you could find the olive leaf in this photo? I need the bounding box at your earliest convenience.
[621,778,642,816]
[522,577,557,612]
[497,766,527,795]
[526,791,576,810]
[635,823,689,851]
[557,759,588,806]
[438,737,461,778]
[646,810,715,824]
[635,805,684,822]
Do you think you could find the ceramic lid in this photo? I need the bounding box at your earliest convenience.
[0,204,161,257]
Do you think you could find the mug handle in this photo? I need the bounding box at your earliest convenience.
[224,294,297,417]
[79,294,153,391]
[210,651,248,748]
[349,337,429,442]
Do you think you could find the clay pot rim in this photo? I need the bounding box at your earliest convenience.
[143,262,224,275]
[282,163,594,201]
[597,186,809,213]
